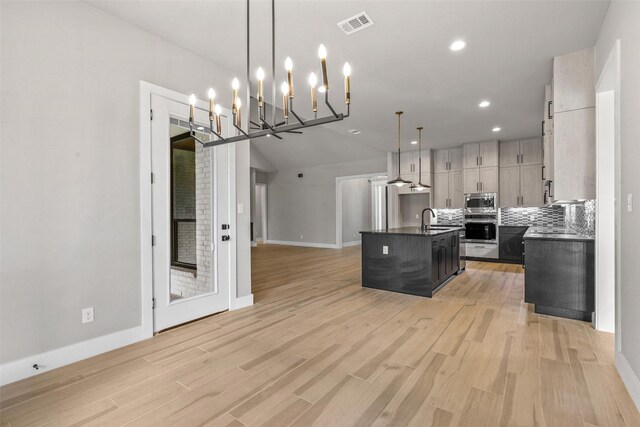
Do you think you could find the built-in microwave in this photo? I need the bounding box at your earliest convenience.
[464,192,498,214]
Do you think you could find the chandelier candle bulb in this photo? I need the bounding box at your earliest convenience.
[318,44,329,89]
[214,104,222,134]
[285,57,294,98]
[256,67,265,107]
[235,98,242,127]
[231,78,240,113]
[343,62,351,105]
[188,94,197,124]
[309,72,318,112]
[207,88,216,121]
[281,82,289,120]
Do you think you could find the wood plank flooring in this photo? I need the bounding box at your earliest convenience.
[1,244,639,426]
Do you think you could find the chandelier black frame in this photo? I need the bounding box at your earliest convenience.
[187,0,351,148]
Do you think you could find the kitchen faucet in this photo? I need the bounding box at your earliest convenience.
[421,208,436,231]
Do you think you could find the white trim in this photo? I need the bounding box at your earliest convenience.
[335,172,386,249]
[256,183,268,242]
[265,240,338,249]
[342,240,361,247]
[0,326,146,386]
[616,352,640,411]
[230,293,254,311]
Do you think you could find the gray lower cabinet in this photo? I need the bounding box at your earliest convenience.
[499,226,528,263]
[524,238,594,321]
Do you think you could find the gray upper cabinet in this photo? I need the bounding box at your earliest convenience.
[479,167,499,193]
[548,47,596,202]
[433,168,462,209]
[433,149,449,173]
[520,165,544,207]
[499,140,520,167]
[499,166,520,207]
[448,147,463,171]
[463,141,499,169]
[479,141,499,167]
[553,108,596,201]
[519,138,543,165]
[553,48,595,113]
[433,147,462,173]
[463,144,480,169]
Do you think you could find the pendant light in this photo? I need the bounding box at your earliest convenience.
[387,111,413,187]
[410,126,430,191]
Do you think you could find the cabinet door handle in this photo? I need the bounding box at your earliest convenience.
[542,165,545,180]
[521,196,524,206]
[542,120,545,136]
[548,101,553,119]
[476,156,479,166]
[516,153,519,164]
[480,156,483,166]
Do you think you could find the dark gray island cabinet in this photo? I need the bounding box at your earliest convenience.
[360,227,462,297]
[524,229,595,321]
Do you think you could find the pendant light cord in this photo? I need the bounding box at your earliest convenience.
[396,111,403,177]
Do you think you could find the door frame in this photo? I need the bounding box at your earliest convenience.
[139,81,238,336]
[595,41,621,339]
[335,172,386,249]
[255,183,268,242]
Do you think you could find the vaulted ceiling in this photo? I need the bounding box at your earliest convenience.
[88,0,610,170]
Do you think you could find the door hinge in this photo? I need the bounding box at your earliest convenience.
[152,235,156,246]
[150,109,153,120]
[151,172,155,184]
[152,298,156,309]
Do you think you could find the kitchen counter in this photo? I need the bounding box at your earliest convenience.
[360,227,463,297]
[523,227,594,242]
[361,226,464,237]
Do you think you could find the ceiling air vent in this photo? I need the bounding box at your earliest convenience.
[348,129,362,135]
[338,12,374,35]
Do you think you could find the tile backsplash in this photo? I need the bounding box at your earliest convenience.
[565,200,596,237]
[500,205,565,228]
[433,209,463,226]
[435,201,596,237]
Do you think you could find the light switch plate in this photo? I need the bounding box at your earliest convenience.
[237,203,244,214]
[382,245,389,255]
[628,193,633,212]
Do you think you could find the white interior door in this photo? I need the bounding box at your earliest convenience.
[151,94,231,332]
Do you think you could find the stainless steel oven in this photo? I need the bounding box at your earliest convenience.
[464,218,497,243]
[464,192,498,215]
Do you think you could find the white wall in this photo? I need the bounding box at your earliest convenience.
[0,1,249,367]
[341,178,371,244]
[595,0,640,407]
[267,157,386,246]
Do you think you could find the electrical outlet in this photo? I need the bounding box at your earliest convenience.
[628,193,633,212]
[300,234,303,239]
[448,214,453,220]
[415,214,419,219]
[382,245,389,255]
[530,215,535,221]
[82,307,94,324]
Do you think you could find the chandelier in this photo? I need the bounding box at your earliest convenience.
[186,0,351,147]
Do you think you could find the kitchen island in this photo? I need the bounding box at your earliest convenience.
[360,226,463,297]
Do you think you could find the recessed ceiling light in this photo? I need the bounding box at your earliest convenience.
[347,129,362,135]
[492,127,501,132]
[197,126,204,131]
[410,140,418,145]
[449,40,467,51]
[479,100,491,108]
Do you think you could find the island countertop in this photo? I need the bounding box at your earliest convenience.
[360,226,464,237]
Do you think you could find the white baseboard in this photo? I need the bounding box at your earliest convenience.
[265,240,339,249]
[230,293,254,310]
[616,351,640,411]
[342,240,361,247]
[0,325,148,386]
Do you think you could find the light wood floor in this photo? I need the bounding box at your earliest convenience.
[1,244,639,426]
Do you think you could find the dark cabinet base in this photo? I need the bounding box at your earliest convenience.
[535,305,592,322]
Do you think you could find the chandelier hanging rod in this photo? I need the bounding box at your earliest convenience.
[187,0,351,147]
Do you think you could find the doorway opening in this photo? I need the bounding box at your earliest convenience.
[254,183,267,244]
[336,173,387,248]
